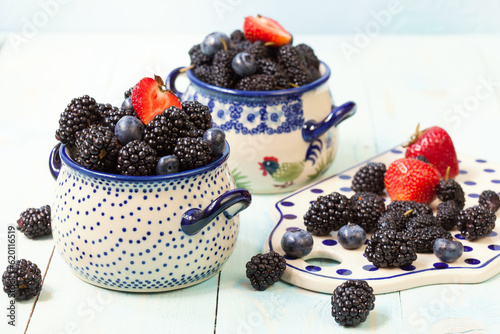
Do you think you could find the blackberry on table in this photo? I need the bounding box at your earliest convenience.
[350,192,385,232]
[246,251,286,291]
[303,192,353,236]
[436,178,466,209]
[181,101,213,131]
[117,140,157,176]
[236,74,277,91]
[101,107,137,132]
[331,280,375,326]
[173,137,212,171]
[436,200,460,230]
[278,44,312,86]
[405,225,452,253]
[55,95,99,146]
[17,205,51,238]
[189,44,212,66]
[351,163,386,194]
[75,125,121,172]
[376,211,410,232]
[211,49,238,88]
[2,259,42,300]
[457,205,496,240]
[386,200,433,217]
[479,190,500,213]
[405,214,438,230]
[364,229,417,268]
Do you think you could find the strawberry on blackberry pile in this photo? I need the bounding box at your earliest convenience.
[303,192,352,236]
[479,190,500,213]
[436,200,460,230]
[331,280,375,326]
[457,205,496,240]
[173,137,212,171]
[116,140,157,176]
[75,125,121,172]
[364,229,417,268]
[351,162,386,194]
[350,192,385,232]
[17,205,51,238]
[2,259,43,300]
[55,95,99,146]
[246,251,286,291]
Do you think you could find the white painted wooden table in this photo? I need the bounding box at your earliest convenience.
[1,33,499,333]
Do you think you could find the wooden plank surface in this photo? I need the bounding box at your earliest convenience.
[0,33,499,333]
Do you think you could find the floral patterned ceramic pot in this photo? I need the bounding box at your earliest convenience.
[48,142,251,292]
[166,62,356,194]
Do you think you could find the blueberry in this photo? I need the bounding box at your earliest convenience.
[121,97,134,111]
[203,128,226,156]
[337,224,366,250]
[156,155,180,175]
[200,32,230,57]
[231,52,257,77]
[433,238,463,263]
[281,228,314,258]
[114,116,144,145]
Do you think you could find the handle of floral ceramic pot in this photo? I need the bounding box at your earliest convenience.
[165,67,186,99]
[302,101,357,143]
[49,142,62,180]
[180,189,252,236]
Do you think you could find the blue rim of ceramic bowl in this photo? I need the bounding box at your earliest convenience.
[59,141,230,182]
[186,61,330,97]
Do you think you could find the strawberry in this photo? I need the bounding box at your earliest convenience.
[131,75,182,125]
[385,158,441,204]
[404,125,459,179]
[243,15,292,47]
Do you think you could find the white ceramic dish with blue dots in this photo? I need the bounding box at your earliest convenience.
[265,147,500,294]
[50,143,251,292]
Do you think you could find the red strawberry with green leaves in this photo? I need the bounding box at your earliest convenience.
[132,75,182,125]
[243,15,292,47]
[404,125,459,179]
[385,158,441,204]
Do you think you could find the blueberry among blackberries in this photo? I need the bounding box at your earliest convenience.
[203,128,226,156]
[331,280,375,326]
[478,190,500,213]
[114,116,144,145]
[121,97,134,111]
[17,205,51,238]
[281,228,314,258]
[156,155,180,175]
[246,251,286,291]
[337,223,366,250]
[200,32,230,56]
[433,238,463,263]
[2,259,43,300]
[232,52,257,77]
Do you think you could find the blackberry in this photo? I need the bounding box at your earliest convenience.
[256,57,289,87]
[230,29,245,43]
[211,49,238,88]
[75,125,121,172]
[124,87,133,99]
[479,190,500,213]
[307,64,321,82]
[364,229,417,268]
[386,200,433,217]
[405,225,452,253]
[303,192,353,236]
[17,205,51,238]
[413,155,429,163]
[457,205,496,241]
[117,140,157,176]
[350,192,385,232]
[96,103,114,119]
[236,74,277,91]
[331,280,375,326]
[234,40,252,53]
[189,44,212,66]
[2,259,42,300]
[295,43,320,69]
[245,251,286,291]
[55,95,99,146]
[193,64,214,85]
[377,211,410,231]
[278,44,312,86]
[436,200,460,230]
[245,41,269,59]
[181,101,213,131]
[173,137,212,171]
[102,107,137,133]
[143,106,198,156]
[351,163,386,194]
[406,214,438,230]
[436,178,466,209]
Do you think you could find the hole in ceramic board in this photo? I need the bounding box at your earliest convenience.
[304,257,341,267]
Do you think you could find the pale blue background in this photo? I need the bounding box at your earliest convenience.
[0,0,499,34]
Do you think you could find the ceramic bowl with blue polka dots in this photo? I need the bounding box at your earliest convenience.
[49,142,251,292]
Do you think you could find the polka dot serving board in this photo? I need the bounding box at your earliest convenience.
[264,147,500,294]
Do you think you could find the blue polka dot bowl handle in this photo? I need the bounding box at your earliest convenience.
[302,101,356,143]
[165,66,185,99]
[49,142,62,180]
[181,189,251,236]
